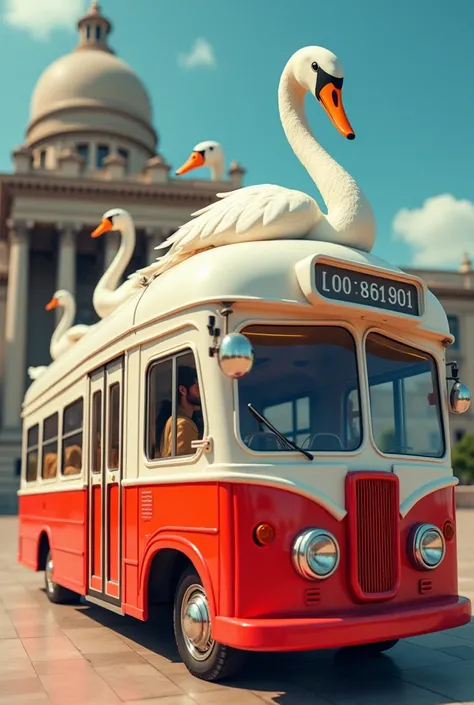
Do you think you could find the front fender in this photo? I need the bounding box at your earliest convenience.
[138,532,217,622]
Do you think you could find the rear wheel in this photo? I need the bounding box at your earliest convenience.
[44,550,80,604]
[173,567,244,681]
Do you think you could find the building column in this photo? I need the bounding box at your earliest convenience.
[145,227,172,265]
[55,223,77,325]
[1,221,31,434]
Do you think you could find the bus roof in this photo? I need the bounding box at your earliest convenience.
[23,238,451,410]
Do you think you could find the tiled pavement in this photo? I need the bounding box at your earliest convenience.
[1,512,474,705]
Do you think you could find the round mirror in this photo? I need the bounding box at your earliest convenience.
[449,382,471,414]
[218,333,254,379]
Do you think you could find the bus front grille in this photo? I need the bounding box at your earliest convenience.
[346,472,400,601]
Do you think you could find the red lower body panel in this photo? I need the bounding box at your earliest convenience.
[18,488,87,595]
[214,596,471,651]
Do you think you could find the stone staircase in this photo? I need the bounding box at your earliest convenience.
[0,438,21,514]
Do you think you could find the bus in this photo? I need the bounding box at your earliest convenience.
[18,237,472,682]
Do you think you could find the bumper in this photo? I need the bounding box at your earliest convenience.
[213,596,472,652]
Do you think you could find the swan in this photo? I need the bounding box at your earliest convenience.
[45,290,91,360]
[175,141,225,181]
[91,208,147,318]
[27,290,92,379]
[133,45,375,281]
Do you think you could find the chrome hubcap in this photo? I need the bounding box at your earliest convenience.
[181,584,214,661]
[45,557,54,594]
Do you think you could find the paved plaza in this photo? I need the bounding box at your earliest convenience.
[0,512,474,705]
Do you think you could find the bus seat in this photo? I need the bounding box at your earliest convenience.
[245,433,285,451]
[63,445,82,475]
[42,452,57,480]
[303,433,342,451]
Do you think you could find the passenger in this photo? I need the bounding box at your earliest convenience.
[156,366,201,457]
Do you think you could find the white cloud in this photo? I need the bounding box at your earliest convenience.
[178,38,216,69]
[392,194,474,267]
[3,0,84,40]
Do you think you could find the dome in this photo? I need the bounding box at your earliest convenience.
[29,49,152,126]
[25,2,157,160]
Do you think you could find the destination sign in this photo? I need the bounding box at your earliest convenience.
[314,263,420,316]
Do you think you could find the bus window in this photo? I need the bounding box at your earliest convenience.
[366,333,444,457]
[238,325,361,453]
[42,412,59,480]
[62,399,84,476]
[26,424,39,482]
[108,383,120,470]
[147,351,202,460]
[91,390,102,473]
[263,397,310,447]
[346,388,361,448]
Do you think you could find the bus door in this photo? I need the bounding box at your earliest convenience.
[87,355,124,606]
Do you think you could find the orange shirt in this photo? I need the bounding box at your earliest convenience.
[160,411,199,457]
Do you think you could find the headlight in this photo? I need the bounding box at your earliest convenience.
[292,528,340,580]
[411,523,446,570]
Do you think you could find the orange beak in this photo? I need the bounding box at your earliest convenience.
[91,218,113,238]
[45,297,59,311]
[318,83,355,140]
[175,151,205,176]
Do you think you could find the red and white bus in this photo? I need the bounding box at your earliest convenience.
[18,238,472,681]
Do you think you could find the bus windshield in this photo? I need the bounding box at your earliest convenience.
[366,333,445,458]
[237,325,362,453]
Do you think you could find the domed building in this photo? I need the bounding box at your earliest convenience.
[0,1,245,511]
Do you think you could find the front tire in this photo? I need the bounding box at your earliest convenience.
[173,567,244,681]
[44,550,80,604]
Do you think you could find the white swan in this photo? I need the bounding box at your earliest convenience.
[175,141,225,181]
[27,290,93,379]
[133,46,375,280]
[91,208,147,319]
[45,290,91,360]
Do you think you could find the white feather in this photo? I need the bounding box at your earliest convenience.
[129,44,376,281]
[132,185,319,279]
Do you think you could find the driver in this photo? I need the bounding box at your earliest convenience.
[158,366,201,457]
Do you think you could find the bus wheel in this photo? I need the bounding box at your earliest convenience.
[173,567,243,681]
[44,550,80,605]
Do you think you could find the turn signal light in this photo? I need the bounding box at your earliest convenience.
[443,520,455,541]
[253,523,275,546]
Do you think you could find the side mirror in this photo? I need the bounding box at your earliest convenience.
[449,382,471,415]
[218,333,254,379]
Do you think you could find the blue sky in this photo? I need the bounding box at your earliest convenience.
[0,0,473,269]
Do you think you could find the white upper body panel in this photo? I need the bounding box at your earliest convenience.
[23,238,451,413]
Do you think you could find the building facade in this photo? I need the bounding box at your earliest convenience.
[406,256,474,447]
[0,3,471,512]
[0,2,245,511]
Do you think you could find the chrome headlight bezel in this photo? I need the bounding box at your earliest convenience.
[292,528,340,581]
[411,523,446,570]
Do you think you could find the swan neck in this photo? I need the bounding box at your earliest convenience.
[52,298,74,347]
[210,159,224,181]
[277,68,375,245]
[97,224,135,292]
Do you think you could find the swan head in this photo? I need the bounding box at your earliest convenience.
[91,208,133,238]
[289,46,355,140]
[45,289,72,310]
[175,140,224,176]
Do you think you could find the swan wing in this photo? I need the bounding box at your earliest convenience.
[132,185,320,278]
[66,324,92,342]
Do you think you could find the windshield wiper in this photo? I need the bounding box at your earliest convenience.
[247,403,314,461]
